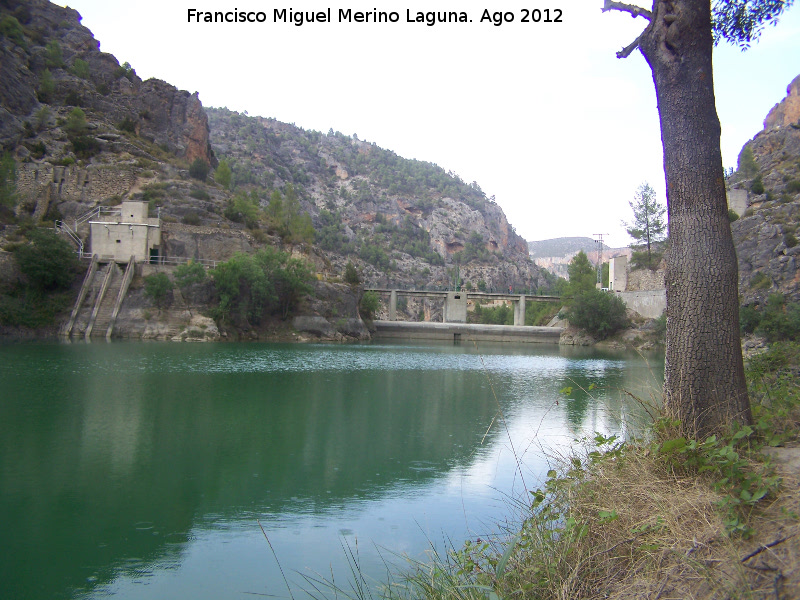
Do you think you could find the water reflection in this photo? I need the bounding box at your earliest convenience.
[0,340,662,600]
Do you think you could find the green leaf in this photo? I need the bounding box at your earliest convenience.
[659,437,687,453]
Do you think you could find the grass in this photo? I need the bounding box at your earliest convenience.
[320,344,800,600]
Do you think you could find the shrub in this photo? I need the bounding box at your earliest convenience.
[754,294,800,342]
[114,61,136,81]
[118,117,137,133]
[567,289,629,340]
[144,272,172,307]
[181,212,201,226]
[64,91,82,107]
[0,152,17,208]
[210,248,313,324]
[214,160,232,189]
[750,175,765,195]
[189,188,210,200]
[728,209,739,222]
[69,58,90,79]
[0,15,26,48]
[740,304,761,335]
[173,261,206,289]
[750,271,771,290]
[786,180,800,194]
[38,69,55,102]
[188,158,210,181]
[14,229,77,291]
[344,261,360,286]
[359,290,380,320]
[44,40,64,68]
[784,232,798,248]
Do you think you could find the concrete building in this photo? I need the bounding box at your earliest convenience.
[89,202,161,263]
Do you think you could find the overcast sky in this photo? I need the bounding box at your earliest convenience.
[57,1,800,248]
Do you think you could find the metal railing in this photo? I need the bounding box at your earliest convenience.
[54,220,83,255]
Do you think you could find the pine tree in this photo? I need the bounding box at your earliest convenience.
[623,182,666,269]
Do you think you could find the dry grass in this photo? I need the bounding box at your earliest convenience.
[391,437,800,600]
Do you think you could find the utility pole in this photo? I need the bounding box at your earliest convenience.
[592,233,608,287]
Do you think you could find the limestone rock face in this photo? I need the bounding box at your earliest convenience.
[764,75,800,130]
[162,226,253,263]
[729,73,800,304]
[0,0,214,165]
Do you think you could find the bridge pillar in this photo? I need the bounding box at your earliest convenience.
[389,290,397,321]
[514,294,526,326]
[444,292,467,323]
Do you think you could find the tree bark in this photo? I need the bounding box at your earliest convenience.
[638,0,751,437]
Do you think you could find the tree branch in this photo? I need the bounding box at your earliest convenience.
[617,33,643,58]
[602,0,652,20]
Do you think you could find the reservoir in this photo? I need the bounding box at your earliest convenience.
[0,339,663,600]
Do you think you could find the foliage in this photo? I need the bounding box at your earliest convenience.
[740,293,800,341]
[750,174,765,195]
[263,185,315,244]
[566,251,596,296]
[737,144,759,178]
[654,421,780,536]
[472,302,513,325]
[210,248,313,323]
[181,212,200,225]
[14,229,77,292]
[453,231,492,264]
[0,152,17,208]
[525,301,559,326]
[224,191,261,229]
[118,117,137,133]
[344,261,360,286]
[38,69,55,102]
[189,158,210,181]
[623,182,666,269]
[0,286,73,328]
[567,289,628,340]
[64,108,99,158]
[144,272,172,307]
[214,160,232,189]
[0,15,26,48]
[69,58,90,79]
[749,270,771,289]
[728,208,740,222]
[316,209,355,255]
[189,187,210,200]
[712,0,795,48]
[44,40,64,68]
[114,61,136,80]
[786,180,800,193]
[371,214,442,265]
[359,290,380,320]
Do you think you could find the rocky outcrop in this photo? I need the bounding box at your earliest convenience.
[0,0,214,165]
[729,73,800,304]
[764,74,800,130]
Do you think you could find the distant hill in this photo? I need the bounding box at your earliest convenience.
[528,237,603,259]
[528,237,630,280]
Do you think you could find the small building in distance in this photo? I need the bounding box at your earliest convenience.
[89,201,161,263]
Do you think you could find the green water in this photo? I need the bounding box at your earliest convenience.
[0,339,662,600]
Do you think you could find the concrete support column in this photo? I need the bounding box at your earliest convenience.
[444,292,467,323]
[514,294,526,326]
[389,290,397,321]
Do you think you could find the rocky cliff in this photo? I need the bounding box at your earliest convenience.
[0,0,214,165]
[0,0,549,337]
[205,109,544,293]
[729,74,800,305]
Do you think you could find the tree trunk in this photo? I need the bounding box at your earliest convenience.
[638,0,751,437]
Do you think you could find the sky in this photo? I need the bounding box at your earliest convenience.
[55,0,800,248]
